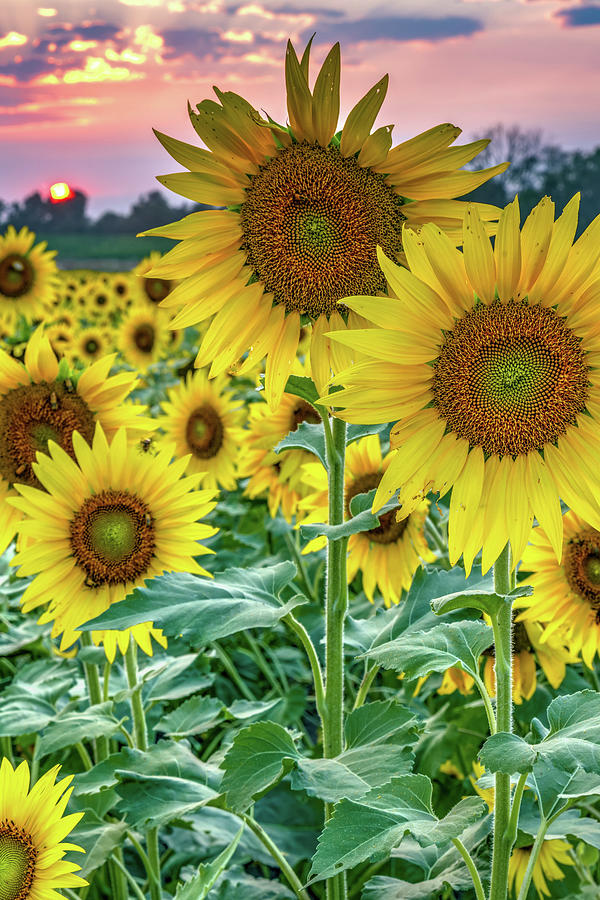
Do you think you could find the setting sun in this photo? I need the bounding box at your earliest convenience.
[49,181,73,201]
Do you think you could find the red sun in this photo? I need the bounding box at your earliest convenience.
[49,182,74,202]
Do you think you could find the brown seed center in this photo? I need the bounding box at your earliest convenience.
[144,277,172,303]
[185,405,224,458]
[432,301,589,456]
[0,254,34,299]
[0,381,96,487]
[240,142,405,318]
[345,472,408,544]
[0,821,37,900]
[564,530,600,610]
[70,489,156,586]
[134,323,155,353]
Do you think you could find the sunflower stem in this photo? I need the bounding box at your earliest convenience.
[125,640,162,900]
[353,663,379,711]
[489,543,515,900]
[515,817,549,900]
[284,612,326,723]
[453,837,486,900]
[323,413,349,900]
[80,632,110,763]
[240,813,311,900]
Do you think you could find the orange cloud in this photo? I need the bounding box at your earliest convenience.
[37,7,57,16]
[62,57,146,83]
[0,31,28,49]
[69,40,98,51]
[223,29,254,42]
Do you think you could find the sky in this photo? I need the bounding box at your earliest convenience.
[1,0,599,215]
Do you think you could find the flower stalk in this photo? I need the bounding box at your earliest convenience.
[323,413,349,900]
[489,543,515,900]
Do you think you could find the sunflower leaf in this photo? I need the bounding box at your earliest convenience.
[221,721,299,813]
[282,374,320,406]
[78,562,302,644]
[299,498,398,542]
[154,695,225,737]
[38,702,121,757]
[431,584,533,617]
[480,691,600,791]
[275,421,326,467]
[363,620,494,681]
[307,775,486,883]
[115,772,218,827]
[174,826,244,899]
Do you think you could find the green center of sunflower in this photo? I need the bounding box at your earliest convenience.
[240,142,405,318]
[433,301,589,456]
[345,472,408,545]
[89,510,138,563]
[85,339,99,355]
[186,405,224,458]
[95,294,108,307]
[0,254,34,299]
[70,490,156,586]
[0,822,37,900]
[134,323,155,353]
[565,531,600,610]
[0,381,96,487]
[144,277,172,304]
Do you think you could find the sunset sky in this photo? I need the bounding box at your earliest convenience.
[1,0,599,215]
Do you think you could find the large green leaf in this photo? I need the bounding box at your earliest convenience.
[173,826,244,899]
[74,740,222,797]
[154,696,224,737]
[0,695,55,736]
[70,812,127,879]
[145,653,215,701]
[282,374,320,406]
[480,691,600,777]
[79,562,302,642]
[222,703,421,811]
[221,721,298,813]
[364,620,493,680]
[308,775,486,882]
[38,703,121,757]
[211,866,295,899]
[362,819,491,898]
[115,773,218,827]
[345,566,492,655]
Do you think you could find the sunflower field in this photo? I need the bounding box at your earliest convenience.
[2,38,600,900]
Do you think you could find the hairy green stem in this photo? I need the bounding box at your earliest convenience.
[505,772,528,849]
[489,544,514,900]
[125,640,162,900]
[0,735,13,765]
[353,663,380,711]
[515,818,549,900]
[241,813,311,900]
[471,672,497,736]
[453,837,486,900]
[323,414,349,900]
[80,632,110,762]
[284,612,326,723]
[110,851,147,900]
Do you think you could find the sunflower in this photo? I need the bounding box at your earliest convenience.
[105,272,133,308]
[0,328,152,554]
[0,225,58,325]
[0,757,87,899]
[85,281,115,320]
[239,370,322,521]
[118,305,170,372]
[160,368,243,490]
[323,195,600,574]
[71,326,112,365]
[469,760,495,812]
[8,424,218,659]
[517,511,600,668]
[134,251,177,309]
[45,322,74,361]
[509,840,573,898]
[298,434,433,605]
[139,39,506,408]
[438,618,575,704]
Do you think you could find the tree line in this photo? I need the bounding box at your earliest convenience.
[1,127,598,236]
